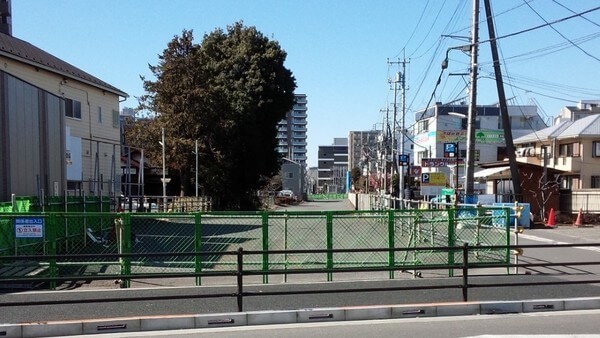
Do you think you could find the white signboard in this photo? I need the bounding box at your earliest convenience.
[421,186,444,196]
[14,217,44,238]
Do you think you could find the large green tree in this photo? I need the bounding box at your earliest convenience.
[130,23,296,210]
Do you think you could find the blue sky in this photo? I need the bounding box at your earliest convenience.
[12,1,600,167]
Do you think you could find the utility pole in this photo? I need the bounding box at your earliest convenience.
[400,58,409,207]
[388,57,409,208]
[465,0,480,204]
[483,0,521,200]
[380,109,388,195]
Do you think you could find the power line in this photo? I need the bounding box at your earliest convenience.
[551,0,600,28]
[394,0,431,59]
[479,6,600,45]
[522,0,600,62]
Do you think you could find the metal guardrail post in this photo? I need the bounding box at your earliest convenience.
[387,210,395,279]
[462,242,469,301]
[326,212,333,282]
[261,212,269,284]
[283,212,289,283]
[237,247,244,312]
[194,212,202,286]
[120,213,131,288]
[505,207,511,274]
[448,208,456,278]
[47,213,57,290]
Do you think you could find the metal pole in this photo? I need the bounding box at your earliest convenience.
[161,128,166,210]
[195,139,199,197]
[456,142,460,204]
[465,0,480,204]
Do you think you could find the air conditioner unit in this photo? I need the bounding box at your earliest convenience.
[515,148,526,157]
[525,147,536,157]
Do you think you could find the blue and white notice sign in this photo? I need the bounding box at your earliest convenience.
[14,217,44,238]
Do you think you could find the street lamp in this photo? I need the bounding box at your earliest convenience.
[158,128,170,211]
[194,140,199,197]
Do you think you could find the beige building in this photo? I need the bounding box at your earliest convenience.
[0,6,127,200]
[514,106,600,191]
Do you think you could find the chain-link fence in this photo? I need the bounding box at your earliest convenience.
[1,207,511,289]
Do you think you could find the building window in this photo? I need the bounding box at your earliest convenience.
[573,142,580,157]
[98,107,102,124]
[418,120,429,134]
[286,172,293,179]
[592,176,600,189]
[561,176,572,189]
[461,118,481,130]
[559,143,573,157]
[65,98,81,119]
[593,141,600,157]
[112,110,119,128]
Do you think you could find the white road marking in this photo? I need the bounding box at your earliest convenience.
[519,233,600,253]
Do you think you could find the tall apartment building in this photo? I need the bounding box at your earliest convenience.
[276,94,308,165]
[348,130,381,171]
[317,138,348,193]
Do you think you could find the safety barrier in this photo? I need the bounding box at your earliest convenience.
[0,207,511,289]
[2,242,600,314]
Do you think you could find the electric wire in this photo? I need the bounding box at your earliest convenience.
[479,6,600,46]
[394,0,431,59]
[551,0,600,28]
[448,0,539,37]
[407,0,450,59]
[522,0,600,63]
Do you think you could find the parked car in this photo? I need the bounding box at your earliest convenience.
[277,190,294,198]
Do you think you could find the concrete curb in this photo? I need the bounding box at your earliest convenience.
[2,297,600,338]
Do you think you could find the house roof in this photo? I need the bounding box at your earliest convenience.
[0,32,127,98]
[474,166,510,178]
[514,114,600,143]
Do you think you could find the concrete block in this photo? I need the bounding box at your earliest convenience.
[391,304,437,318]
[522,299,564,313]
[247,310,297,326]
[141,315,195,331]
[436,303,479,317]
[0,324,21,338]
[82,318,140,334]
[297,308,345,323]
[23,322,82,338]
[196,313,247,328]
[480,301,522,315]
[345,306,391,321]
[564,297,600,311]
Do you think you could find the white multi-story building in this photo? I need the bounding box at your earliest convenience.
[411,103,546,190]
[276,94,308,165]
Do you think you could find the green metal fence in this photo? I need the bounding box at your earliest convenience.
[0,196,111,213]
[0,207,511,289]
[308,193,348,200]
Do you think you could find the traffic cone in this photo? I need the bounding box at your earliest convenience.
[545,208,556,228]
[574,208,584,227]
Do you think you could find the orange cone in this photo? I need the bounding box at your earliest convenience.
[574,208,584,227]
[546,208,556,228]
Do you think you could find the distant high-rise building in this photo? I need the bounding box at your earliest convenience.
[317,138,348,194]
[276,94,308,165]
[348,130,381,171]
